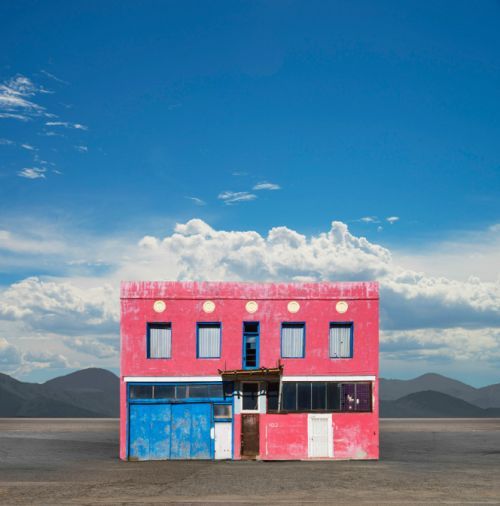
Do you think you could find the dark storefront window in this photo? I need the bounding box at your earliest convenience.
[129,382,231,401]
[267,381,372,413]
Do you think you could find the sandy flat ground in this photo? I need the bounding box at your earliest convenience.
[0,418,499,505]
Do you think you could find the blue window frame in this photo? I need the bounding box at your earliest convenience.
[147,323,172,359]
[242,321,259,369]
[281,322,305,358]
[329,322,353,358]
[197,322,222,358]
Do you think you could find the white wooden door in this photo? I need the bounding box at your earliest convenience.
[308,414,333,458]
[214,422,232,459]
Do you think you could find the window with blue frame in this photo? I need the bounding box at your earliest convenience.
[281,323,305,358]
[329,322,353,358]
[278,382,372,412]
[147,323,172,358]
[197,322,221,358]
[243,321,259,369]
[128,382,233,400]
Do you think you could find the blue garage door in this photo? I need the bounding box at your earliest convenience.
[171,403,212,459]
[129,403,212,460]
[129,404,172,460]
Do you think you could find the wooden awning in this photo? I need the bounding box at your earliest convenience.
[218,365,283,380]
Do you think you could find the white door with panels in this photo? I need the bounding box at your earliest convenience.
[308,414,333,458]
[214,422,232,459]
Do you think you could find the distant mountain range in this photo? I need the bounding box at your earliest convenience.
[0,368,119,417]
[381,373,500,417]
[0,369,498,417]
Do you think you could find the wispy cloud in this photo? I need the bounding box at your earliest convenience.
[0,75,47,120]
[17,167,46,179]
[40,70,69,85]
[185,196,206,206]
[0,112,30,121]
[232,171,248,176]
[386,216,400,224]
[46,121,88,131]
[253,181,281,191]
[359,216,380,223]
[1,73,88,180]
[218,191,257,205]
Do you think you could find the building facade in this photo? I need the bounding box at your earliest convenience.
[120,281,379,461]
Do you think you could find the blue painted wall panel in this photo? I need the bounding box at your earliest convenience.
[170,403,211,459]
[129,404,171,460]
[190,403,212,459]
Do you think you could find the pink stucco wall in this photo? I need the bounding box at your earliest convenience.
[120,281,379,461]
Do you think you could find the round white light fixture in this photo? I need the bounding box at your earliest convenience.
[287,301,300,313]
[202,300,216,313]
[153,300,166,313]
[246,301,258,314]
[336,301,349,314]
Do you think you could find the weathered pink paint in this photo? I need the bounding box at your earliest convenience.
[120,281,379,461]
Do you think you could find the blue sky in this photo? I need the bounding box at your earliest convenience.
[0,1,499,385]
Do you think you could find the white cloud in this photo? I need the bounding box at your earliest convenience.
[0,337,23,369]
[23,350,70,369]
[381,327,500,365]
[74,145,88,153]
[0,112,30,121]
[0,277,118,335]
[40,69,69,85]
[360,216,380,223]
[253,182,281,191]
[45,121,88,131]
[0,218,499,381]
[17,167,46,179]
[386,216,400,224]
[218,191,257,205]
[64,336,118,358]
[0,337,73,375]
[21,143,35,151]
[0,75,47,120]
[185,196,206,206]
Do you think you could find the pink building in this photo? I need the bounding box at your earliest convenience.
[120,281,379,461]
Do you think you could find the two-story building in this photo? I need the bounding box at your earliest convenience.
[120,281,379,461]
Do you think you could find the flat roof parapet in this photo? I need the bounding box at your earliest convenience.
[120,281,379,300]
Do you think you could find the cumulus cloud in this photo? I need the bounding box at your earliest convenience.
[253,182,281,191]
[0,277,118,335]
[218,191,257,205]
[0,218,499,380]
[127,219,499,332]
[64,336,118,358]
[381,327,500,365]
[0,337,73,375]
[0,337,23,369]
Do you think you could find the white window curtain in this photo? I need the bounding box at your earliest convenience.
[329,324,352,358]
[149,325,172,358]
[198,324,221,358]
[282,324,304,358]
